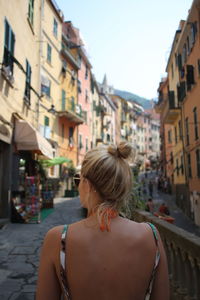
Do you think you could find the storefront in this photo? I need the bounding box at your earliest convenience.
[0,116,12,220]
[11,119,54,223]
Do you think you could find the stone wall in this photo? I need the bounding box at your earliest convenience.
[133,210,200,300]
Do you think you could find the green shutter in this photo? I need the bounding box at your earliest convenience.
[71,97,75,111]
[62,90,66,110]
[28,0,34,26]
[44,116,49,126]
[47,44,51,63]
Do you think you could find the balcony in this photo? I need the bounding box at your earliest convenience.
[61,41,80,69]
[95,104,106,116]
[154,95,168,114]
[165,93,181,124]
[57,101,84,124]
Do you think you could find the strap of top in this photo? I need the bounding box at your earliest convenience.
[145,222,160,300]
[60,224,71,299]
[146,222,159,245]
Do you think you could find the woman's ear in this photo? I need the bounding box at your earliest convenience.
[83,177,92,192]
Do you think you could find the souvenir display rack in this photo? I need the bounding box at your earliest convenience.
[24,175,41,223]
[41,181,54,209]
[11,175,41,223]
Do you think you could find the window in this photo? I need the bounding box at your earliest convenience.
[44,116,50,138]
[180,155,184,175]
[82,111,87,124]
[79,134,83,149]
[24,60,31,105]
[53,18,58,37]
[178,120,182,140]
[69,127,74,146]
[193,107,198,140]
[85,66,88,79]
[3,19,15,74]
[176,159,179,176]
[28,0,34,26]
[168,130,172,143]
[174,126,178,144]
[61,89,66,111]
[41,75,51,97]
[71,96,75,111]
[44,116,49,126]
[187,37,190,55]
[187,153,192,178]
[61,124,64,142]
[78,80,82,93]
[182,44,187,64]
[85,90,88,102]
[196,149,200,178]
[86,138,88,152]
[185,118,189,146]
[171,63,174,78]
[47,43,52,63]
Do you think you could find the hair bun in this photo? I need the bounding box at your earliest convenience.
[108,142,133,159]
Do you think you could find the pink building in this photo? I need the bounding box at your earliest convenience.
[76,32,92,165]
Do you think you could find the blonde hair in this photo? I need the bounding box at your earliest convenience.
[81,141,133,217]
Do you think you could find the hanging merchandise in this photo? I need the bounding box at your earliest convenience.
[24,176,41,223]
[11,175,41,223]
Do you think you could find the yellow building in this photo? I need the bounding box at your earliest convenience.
[0,0,54,219]
[58,21,84,167]
[38,0,64,177]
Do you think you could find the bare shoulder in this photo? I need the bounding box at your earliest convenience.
[45,225,64,239]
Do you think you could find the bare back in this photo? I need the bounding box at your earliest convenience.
[54,217,168,300]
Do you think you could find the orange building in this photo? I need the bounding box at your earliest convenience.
[176,0,200,224]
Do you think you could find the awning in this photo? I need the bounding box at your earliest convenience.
[15,120,54,158]
[41,156,72,167]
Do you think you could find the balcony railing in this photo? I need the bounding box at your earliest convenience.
[61,42,80,69]
[58,100,84,124]
[133,210,200,300]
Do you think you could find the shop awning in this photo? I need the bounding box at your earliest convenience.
[15,120,54,159]
[41,156,72,167]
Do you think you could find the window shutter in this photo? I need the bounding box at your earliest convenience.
[44,116,49,126]
[178,54,182,71]
[168,90,175,108]
[61,90,66,110]
[4,19,9,49]
[186,65,195,85]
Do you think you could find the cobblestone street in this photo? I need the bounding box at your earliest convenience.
[0,197,84,300]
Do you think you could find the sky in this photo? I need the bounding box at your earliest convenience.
[56,0,193,100]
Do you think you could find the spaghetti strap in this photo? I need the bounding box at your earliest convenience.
[60,224,71,299]
[144,222,160,300]
[146,222,158,245]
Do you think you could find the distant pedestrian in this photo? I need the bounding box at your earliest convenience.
[148,180,153,197]
[145,198,154,213]
[159,203,170,216]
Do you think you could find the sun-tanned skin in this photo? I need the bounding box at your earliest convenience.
[36,143,170,300]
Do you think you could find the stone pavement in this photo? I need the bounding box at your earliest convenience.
[0,197,84,300]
